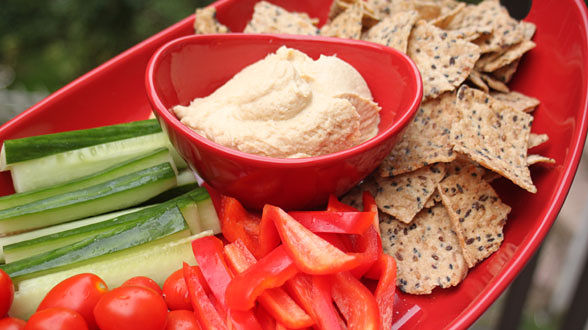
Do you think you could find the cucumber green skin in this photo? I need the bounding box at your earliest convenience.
[0,148,172,211]
[11,132,171,193]
[0,163,177,235]
[10,231,211,320]
[1,205,188,279]
[3,119,161,165]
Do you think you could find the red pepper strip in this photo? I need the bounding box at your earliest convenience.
[362,191,380,231]
[288,211,376,234]
[219,196,260,257]
[191,237,261,330]
[224,240,314,329]
[326,194,359,212]
[265,205,360,275]
[225,245,298,311]
[286,274,344,330]
[254,305,276,329]
[330,272,380,330]
[259,206,281,258]
[183,263,229,330]
[364,255,397,330]
[349,225,382,279]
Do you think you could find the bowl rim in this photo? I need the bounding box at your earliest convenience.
[145,33,423,167]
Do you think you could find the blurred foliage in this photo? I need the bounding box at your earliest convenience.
[0,0,213,92]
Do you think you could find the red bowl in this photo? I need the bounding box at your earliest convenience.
[1,0,587,328]
[145,34,422,210]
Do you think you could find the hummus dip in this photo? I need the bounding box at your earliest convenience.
[173,46,380,158]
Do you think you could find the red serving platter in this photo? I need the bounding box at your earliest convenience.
[1,0,587,329]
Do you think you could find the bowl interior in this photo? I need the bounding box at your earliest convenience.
[148,33,422,157]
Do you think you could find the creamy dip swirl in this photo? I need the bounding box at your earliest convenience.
[174,46,380,158]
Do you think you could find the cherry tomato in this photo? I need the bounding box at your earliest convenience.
[94,285,167,330]
[121,276,162,295]
[37,273,107,329]
[25,307,88,330]
[0,317,26,330]
[0,269,14,317]
[165,310,201,330]
[163,269,192,311]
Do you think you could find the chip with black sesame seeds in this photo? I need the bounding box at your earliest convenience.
[527,154,555,166]
[528,133,549,149]
[490,91,540,113]
[479,71,510,93]
[244,1,319,35]
[194,7,230,34]
[320,1,364,39]
[476,40,536,73]
[407,20,480,100]
[437,164,511,268]
[379,205,468,294]
[380,91,457,177]
[362,10,418,53]
[375,164,446,223]
[451,86,536,193]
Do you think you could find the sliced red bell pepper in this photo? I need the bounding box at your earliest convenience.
[349,225,382,279]
[191,237,261,330]
[288,211,376,234]
[182,263,228,330]
[219,196,260,257]
[364,254,397,330]
[265,205,360,275]
[224,240,313,329]
[362,191,380,231]
[286,274,344,330]
[254,305,276,329]
[225,245,298,311]
[326,194,359,212]
[259,206,281,258]
[330,272,380,330]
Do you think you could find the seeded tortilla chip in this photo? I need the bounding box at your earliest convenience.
[479,71,510,93]
[336,93,381,142]
[194,7,229,34]
[244,1,319,35]
[424,189,442,208]
[492,59,519,83]
[321,1,363,39]
[380,92,457,176]
[490,91,540,113]
[476,40,536,72]
[437,166,511,268]
[451,86,536,193]
[468,70,489,93]
[528,133,549,149]
[472,1,525,53]
[521,21,537,40]
[380,205,468,294]
[407,21,480,100]
[330,0,381,29]
[375,164,446,223]
[430,1,465,27]
[362,11,418,53]
[443,4,493,38]
[528,154,555,166]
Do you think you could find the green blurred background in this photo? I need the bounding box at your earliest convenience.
[0,0,213,93]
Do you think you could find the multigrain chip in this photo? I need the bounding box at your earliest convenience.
[380,205,468,294]
[375,164,446,223]
[492,59,519,83]
[321,1,363,39]
[362,11,418,53]
[490,91,540,113]
[479,71,509,93]
[528,154,555,166]
[424,189,442,208]
[452,86,536,193]
[330,0,380,29]
[244,1,319,35]
[437,166,511,268]
[521,21,537,40]
[380,92,457,176]
[194,7,229,34]
[430,1,466,27]
[470,1,525,53]
[443,4,493,38]
[407,21,480,100]
[468,70,489,93]
[476,40,536,72]
[528,133,549,149]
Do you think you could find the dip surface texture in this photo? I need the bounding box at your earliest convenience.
[173,46,380,158]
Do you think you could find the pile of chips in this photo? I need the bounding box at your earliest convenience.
[194,0,554,295]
